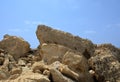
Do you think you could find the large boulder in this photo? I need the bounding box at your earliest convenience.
[89,44,120,82]
[50,68,75,82]
[62,50,94,82]
[0,70,50,82]
[40,43,69,64]
[36,25,95,58]
[0,34,30,59]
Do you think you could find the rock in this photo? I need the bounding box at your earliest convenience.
[89,44,120,82]
[17,71,50,82]
[50,68,75,82]
[18,59,26,66]
[40,43,69,64]
[10,67,22,75]
[0,49,5,53]
[62,50,88,72]
[0,34,30,59]
[50,61,79,81]
[43,70,50,78]
[36,25,95,58]
[58,63,79,81]
[1,71,50,82]
[0,57,4,65]
[8,74,20,80]
[95,44,120,62]
[0,70,9,80]
[62,50,94,82]
[32,61,48,73]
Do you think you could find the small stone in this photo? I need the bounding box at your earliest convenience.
[18,59,26,66]
[10,67,22,75]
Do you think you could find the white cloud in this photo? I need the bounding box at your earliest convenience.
[65,0,79,9]
[24,20,43,25]
[84,30,96,34]
[8,28,30,32]
[8,28,22,32]
[106,23,120,28]
[24,20,31,25]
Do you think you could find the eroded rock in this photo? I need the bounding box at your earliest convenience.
[36,25,95,58]
[50,68,75,82]
[62,50,94,82]
[89,44,120,82]
[40,43,69,64]
[0,25,120,82]
[0,34,30,59]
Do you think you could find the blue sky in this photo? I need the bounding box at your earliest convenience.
[0,0,120,48]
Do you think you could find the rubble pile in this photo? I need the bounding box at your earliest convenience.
[0,25,120,82]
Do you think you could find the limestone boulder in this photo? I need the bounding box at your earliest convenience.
[36,25,95,58]
[32,61,48,73]
[62,50,94,82]
[0,71,50,82]
[89,44,120,82]
[0,34,30,59]
[62,50,88,72]
[0,70,9,80]
[50,68,75,82]
[40,43,69,64]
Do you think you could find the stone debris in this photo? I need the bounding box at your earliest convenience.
[0,25,119,82]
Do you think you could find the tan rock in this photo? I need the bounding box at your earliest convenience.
[89,44,120,82]
[18,59,26,66]
[62,51,94,82]
[16,71,50,82]
[32,61,48,73]
[40,43,69,64]
[0,57,4,65]
[50,61,79,81]
[58,64,79,81]
[0,70,9,80]
[62,50,88,72]
[10,67,22,75]
[0,34,30,59]
[36,25,95,58]
[1,71,50,82]
[50,68,75,82]
[8,74,20,80]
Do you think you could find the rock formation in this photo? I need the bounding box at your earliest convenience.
[0,25,120,82]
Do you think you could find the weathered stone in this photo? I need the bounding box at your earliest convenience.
[58,63,79,81]
[50,68,75,82]
[10,67,22,75]
[40,43,69,64]
[0,70,9,80]
[18,71,50,82]
[0,49,5,53]
[0,57,4,65]
[43,70,50,78]
[0,34,30,59]
[89,44,120,82]
[62,50,94,82]
[49,61,78,81]
[18,59,26,66]
[1,71,50,82]
[32,61,48,73]
[36,25,95,58]
[62,50,88,72]
[8,74,20,80]
[95,44,120,62]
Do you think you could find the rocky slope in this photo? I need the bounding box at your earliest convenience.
[0,25,120,82]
